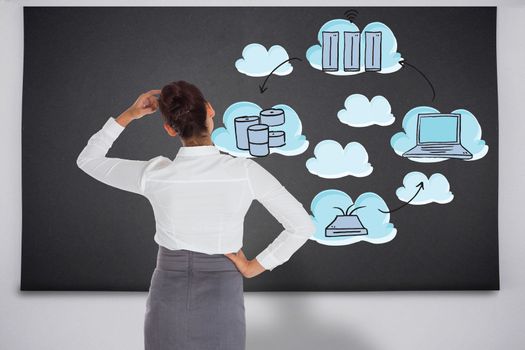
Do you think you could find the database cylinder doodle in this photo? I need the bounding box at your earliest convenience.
[212,102,306,158]
[234,108,287,157]
[234,116,260,150]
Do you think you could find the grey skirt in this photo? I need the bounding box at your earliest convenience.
[144,245,246,350]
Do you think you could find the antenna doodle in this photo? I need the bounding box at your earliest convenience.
[344,9,359,23]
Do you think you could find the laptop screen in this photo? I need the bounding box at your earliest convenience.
[418,115,459,144]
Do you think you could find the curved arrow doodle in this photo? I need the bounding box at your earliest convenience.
[379,181,424,214]
[259,57,302,93]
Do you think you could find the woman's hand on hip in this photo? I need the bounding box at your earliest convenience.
[116,89,161,127]
[224,249,266,278]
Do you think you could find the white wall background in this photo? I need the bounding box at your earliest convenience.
[1,0,524,349]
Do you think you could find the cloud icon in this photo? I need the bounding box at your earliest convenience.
[235,43,293,77]
[306,140,373,178]
[397,172,454,205]
[306,19,403,75]
[310,189,396,246]
[337,94,395,127]
[211,101,308,157]
[390,106,488,163]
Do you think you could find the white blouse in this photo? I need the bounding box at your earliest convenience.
[76,116,316,271]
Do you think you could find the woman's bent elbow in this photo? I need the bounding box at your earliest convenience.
[299,219,316,238]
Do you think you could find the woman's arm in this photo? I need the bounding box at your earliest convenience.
[76,90,163,195]
[248,161,316,271]
[246,159,317,272]
[224,159,315,276]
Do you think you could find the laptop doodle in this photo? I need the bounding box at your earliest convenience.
[402,113,473,159]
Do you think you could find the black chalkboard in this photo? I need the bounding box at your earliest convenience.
[21,7,498,291]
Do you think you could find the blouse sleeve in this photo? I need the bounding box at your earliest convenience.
[245,159,316,271]
[76,116,164,196]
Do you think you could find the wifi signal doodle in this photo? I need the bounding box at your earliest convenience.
[344,9,359,23]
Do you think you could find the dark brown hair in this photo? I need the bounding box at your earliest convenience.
[159,81,208,139]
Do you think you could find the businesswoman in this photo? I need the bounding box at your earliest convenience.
[76,81,316,350]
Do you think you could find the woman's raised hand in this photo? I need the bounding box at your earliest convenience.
[224,249,267,278]
[126,89,162,120]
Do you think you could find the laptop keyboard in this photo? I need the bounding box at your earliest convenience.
[420,145,455,151]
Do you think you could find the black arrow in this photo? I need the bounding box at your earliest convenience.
[400,60,436,102]
[379,182,424,214]
[259,57,302,93]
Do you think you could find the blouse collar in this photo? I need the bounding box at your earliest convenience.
[175,145,220,157]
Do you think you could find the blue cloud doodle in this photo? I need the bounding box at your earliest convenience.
[306,19,403,75]
[390,106,488,163]
[397,172,454,205]
[235,43,293,77]
[211,101,308,157]
[310,189,396,246]
[306,140,373,178]
[337,94,395,127]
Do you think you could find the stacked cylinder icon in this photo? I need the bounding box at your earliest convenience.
[234,108,286,157]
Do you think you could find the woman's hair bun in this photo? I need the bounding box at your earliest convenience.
[159,81,208,139]
[160,83,187,115]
